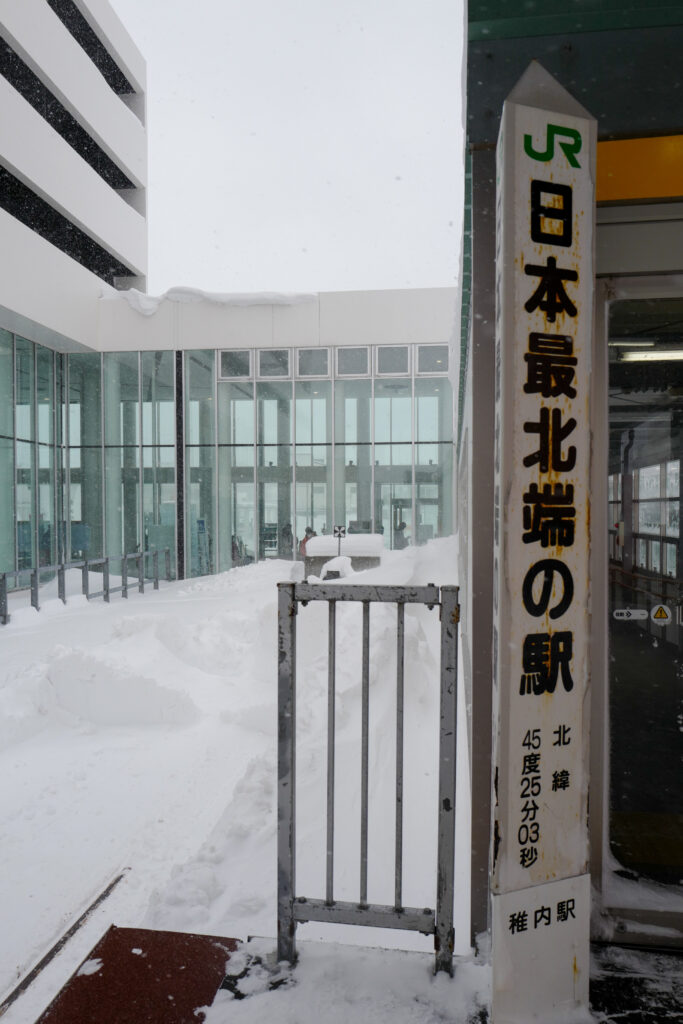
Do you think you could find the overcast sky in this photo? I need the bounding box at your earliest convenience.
[109,0,465,296]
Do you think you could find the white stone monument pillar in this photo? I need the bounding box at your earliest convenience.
[491,61,596,1023]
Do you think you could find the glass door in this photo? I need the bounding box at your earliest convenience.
[602,290,683,945]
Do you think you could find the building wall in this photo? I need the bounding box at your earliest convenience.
[0,4,458,587]
[95,287,457,352]
[0,312,456,583]
[0,0,147,355]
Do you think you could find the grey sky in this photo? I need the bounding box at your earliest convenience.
[109,0,465,295]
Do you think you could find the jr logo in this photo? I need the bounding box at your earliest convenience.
[524,124,582,168]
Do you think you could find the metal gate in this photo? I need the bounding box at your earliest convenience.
[277,581,460,974]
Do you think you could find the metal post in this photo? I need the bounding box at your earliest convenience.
[82,561,89,600]
[122,556,128,599]
[360,600,370,906]
[435,585,459,975]
[326,600,336,905]
[103,557,110,603]
[31,570,39,612]
[395,601,405,910]
[165,546,171,581]
[0,574,8,625]
[138,553,144,594]
[58,563,66,604]
[153,549,159,590]
[277,582,297,964]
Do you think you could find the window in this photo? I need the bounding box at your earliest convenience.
[297,348,329,377]
[417,345,449,374]
[377,346,409,375]
[258,349,290,378]
[220,350,251,379]
[337,347,368,376]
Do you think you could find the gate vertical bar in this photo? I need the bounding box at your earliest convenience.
[30,570,39,611]
[395,600,405,909]
[277,582,297,963]
[435,585,459,974]
[57,563,65,604]
[153,549,159,590]
[326,600,337,905]
[0,574,8,625]
[121,556,128,598]
[103,558,110,603]
[360,600,370,906]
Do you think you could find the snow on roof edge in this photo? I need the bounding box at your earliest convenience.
[105,287,318,317]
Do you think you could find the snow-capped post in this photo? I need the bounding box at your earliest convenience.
[491,62,595,1022]
[333,524,346,557]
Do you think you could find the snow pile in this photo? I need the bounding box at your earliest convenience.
[107,287,316,316]
[202,939,490,1024]
[47,646,199,728]
[0,538,490,1024]
[305,533,385,557]
[319,554,354,578]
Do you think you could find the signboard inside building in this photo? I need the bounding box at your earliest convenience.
[491,62,596,1022]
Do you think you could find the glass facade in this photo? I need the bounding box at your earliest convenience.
[607,297,683,886]
[0,334,453,583]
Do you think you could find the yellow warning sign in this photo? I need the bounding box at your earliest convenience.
[651,604,672,624]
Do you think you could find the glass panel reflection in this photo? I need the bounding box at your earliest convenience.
[218,447,255,569]
[335,378,371,445]
[218,381,254,446]
[416,443,452,544]
[37,347,54,446]
[374,444,412,547]
[0,437,14,571]
[415,377,452,442]
[334,444,372,533]
[186,351,215,446]
[374,379,411,444]
[105,446,140,557]
[15,337,34,442]
[0,329,13,438]
[16,440,34,570]
[186,446,215,576]
[142,350,175,447]
[104,352,139,446]
[143,446,175,574]
[608,296,683,886]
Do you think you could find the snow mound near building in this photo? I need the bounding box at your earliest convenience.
[47,646,199,728]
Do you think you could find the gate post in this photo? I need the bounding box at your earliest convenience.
[435,585,459,974]
[277,582,297,964]
[0,574,8,625]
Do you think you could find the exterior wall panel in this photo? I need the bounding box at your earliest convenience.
[320,288,457,347]
[0,77,146,275]
[0,0,146,187]
[0,208,111,352]
[70,0,146,95]
[95,288,458,354]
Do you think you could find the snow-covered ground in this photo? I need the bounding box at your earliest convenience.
[0,538,491,1022]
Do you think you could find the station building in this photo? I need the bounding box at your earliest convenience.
[460,0,683,954]
[0,0,457,585]
[3,0,682,984]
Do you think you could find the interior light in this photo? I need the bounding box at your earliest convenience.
[608,339,655,348]
[620,350,683,362]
